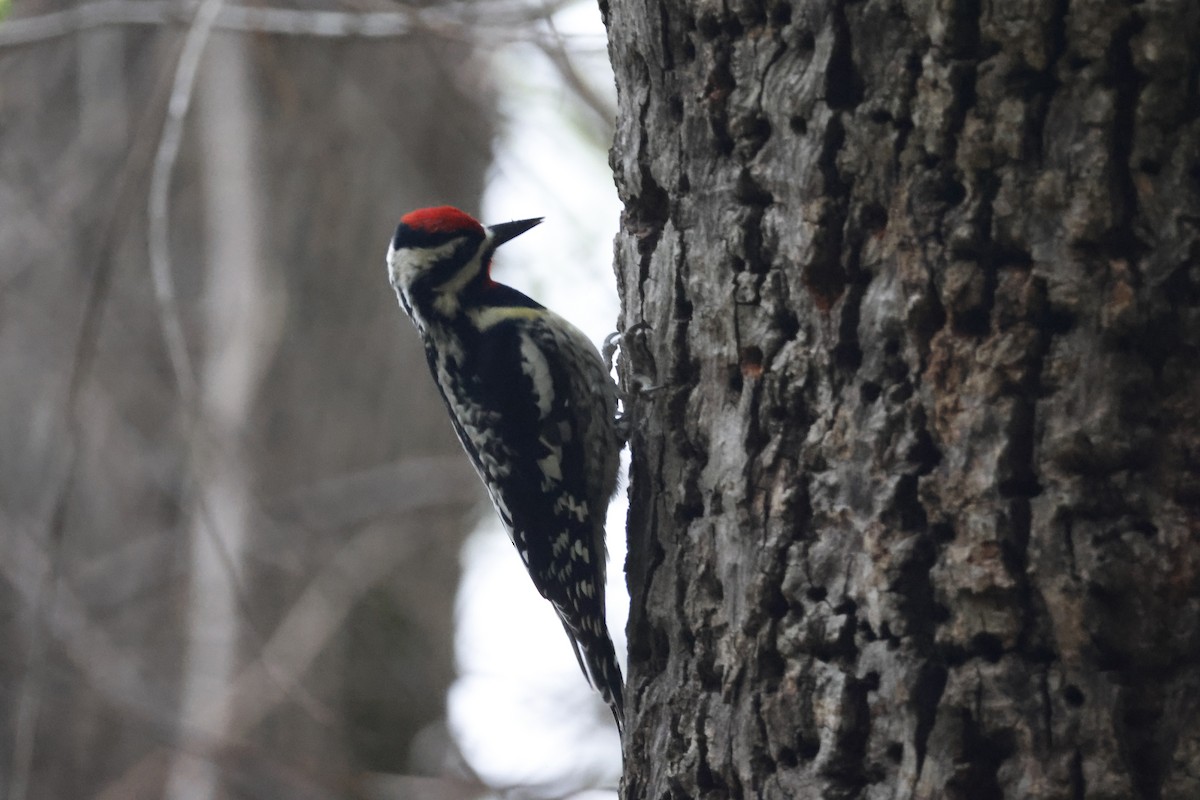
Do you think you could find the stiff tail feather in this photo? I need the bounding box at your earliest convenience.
[560,619,625,736]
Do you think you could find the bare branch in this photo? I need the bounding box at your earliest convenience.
[0,0,171,46]
[0,0,601,47]
[535,4,616,141]
[147,0,225,410]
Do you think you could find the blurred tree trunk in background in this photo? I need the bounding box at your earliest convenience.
[606,0,1200,797]
[0,4,491,797]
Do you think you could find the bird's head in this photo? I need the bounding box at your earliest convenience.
[387,206,542,320]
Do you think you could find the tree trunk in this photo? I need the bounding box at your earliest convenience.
[605,0,1200,797]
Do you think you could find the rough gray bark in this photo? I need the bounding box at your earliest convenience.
[605,0,1200,797]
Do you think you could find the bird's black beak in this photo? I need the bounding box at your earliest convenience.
[488,217,543,247]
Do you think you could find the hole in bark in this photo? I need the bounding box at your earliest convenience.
[833,341,862,370]
[1044,306,1075,334]
[886,742,904,762]
[778,746,798,767]
[797,738,820,760]
[912,664,948,770]
[863,671,881,691]
[633,621,669,670]
[911,289,948,345]
[796,29,815,54]
[942,179,967,205]
[825,13,863,109]
[764,586,788,619]
[675,291,693,322]
[682,38,696,62]
[806,586,827,602]
[861,201,888,233]
[907,429,942,473]
[737,115,772,154]
[859,381,881,403]
[1064,685,1085,707]
[953,307,991,337]
[971,632,1005,663]
[932,522,956,543]
[697,12,721,38]
[777,310,800,340]
[679,173,691,194]
[727,364,743,394]
[869,109,893,125]
[789,115,808,135]
[759,649,785,689]
[771,1,792,27]
[891,474,927,530]
[1028,646,1056,665]
[698,652,722,691]
[668,94,684,121]
[674,498,704,524]
[696,758,721,791]
[735,169,773,206]
[725,15,744,36]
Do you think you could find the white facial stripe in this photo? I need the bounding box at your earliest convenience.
[388,236,490,319]
[387,238,460,290]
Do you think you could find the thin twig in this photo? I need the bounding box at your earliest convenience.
[0,0,169,46]
[147,0,225,409]
[536,3,616,140]
[0,0,606,48]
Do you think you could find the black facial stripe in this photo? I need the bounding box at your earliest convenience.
[403,237,489,305]
[392,223,481,252]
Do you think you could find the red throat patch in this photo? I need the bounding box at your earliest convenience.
[400,206,486,236]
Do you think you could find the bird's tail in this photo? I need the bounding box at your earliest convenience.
[560,619,626,736]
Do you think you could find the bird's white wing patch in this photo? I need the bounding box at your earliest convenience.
[518,332,555,417]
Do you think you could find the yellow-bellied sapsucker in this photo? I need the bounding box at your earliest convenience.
[386,206,625,733]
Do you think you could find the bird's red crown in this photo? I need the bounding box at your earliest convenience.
[400,206,485,236]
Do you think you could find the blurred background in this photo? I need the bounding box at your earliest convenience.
[0,1,623,798]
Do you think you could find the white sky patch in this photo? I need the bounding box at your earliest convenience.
[451,6,625,787]
[451,491,627,791]
[482,5,620,347]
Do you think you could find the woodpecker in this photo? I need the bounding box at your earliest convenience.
[386,206,626,733]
